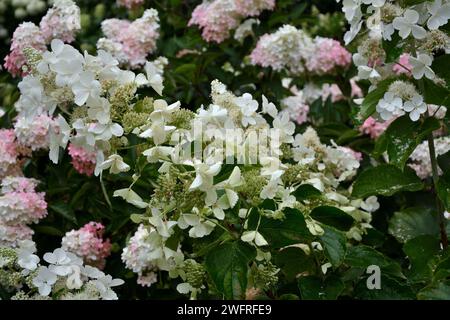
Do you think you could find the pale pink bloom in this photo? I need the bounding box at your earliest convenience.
[306,37,352,75]
[392,53,413,75]
[98,9,160,68]
[0,224,34,248]
[14,114,55,151]
[117,0,144,8]
[68,144,97,176]
[0,129,21,179]
[0,176,47,225]
[61,222,112,269]
[189,0,275,43]
[39,0,81,44]
[359,116,392,139]
[3,22,46,77]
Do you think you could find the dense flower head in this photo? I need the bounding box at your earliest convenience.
[0,176,47,225]
[0,224,34,248]
[14,114,55,151]
[250,25,315,75]
[359,116,391,139]
[39,0,80,43]
[251,25,350,76]
[409,136,450,179]
[189,0,275,43]
[0,240,123,299]
[68,144,97,176]
[305,37,352,75]
[98,9,160,68]
[0,129,20,178]
[61,222,112,269]
[3,22,46,77]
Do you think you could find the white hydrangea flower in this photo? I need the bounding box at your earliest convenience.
[376,92,404,121]
[427,0,450,30]
[393,9,427,39]
[99,154,130,174]
[403,95,428,121]
[409,54,435,80]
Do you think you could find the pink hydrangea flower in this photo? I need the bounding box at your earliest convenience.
[98,9,160,68]
[235,0,275,16]
[189,0,275,43]
[392,53,413,76]
[61,222,112,269]
[0,129,22,179]
[68,144,97,176]
[0,176,47,225]
[306,37,352,75]
[359,116,391,139]
[117,0,144,9]
[39,0,81,44]
[0,224,34,248]
[14,114,55,151]
[3,22,47,77]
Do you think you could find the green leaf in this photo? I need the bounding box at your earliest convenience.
[205,241,256,299]
[437,172,450,211]
[421,78,450,108]
[434,256,450,281]
[352,164,424,198]
[320,225,347,267]
[310,206,354,231]
[345,245,403,278]
[388,207,440,243]
[250,208,312,248]
[359,78,396,121]
[34,225,64,237]
[384,116,440,169]
[403,235,440,282]
[274,247,315,281]
[298,275,344,300]
[418,280,450,300]
[292,184,321,201]
[49,201,77,223]
[383,33,402,63]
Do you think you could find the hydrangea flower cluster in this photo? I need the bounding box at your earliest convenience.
[0,129,22,179]
[14,114,55,151]
[3,0,80,77]
[359,116,391,139]
[14,38,166,174]
[39,0,81,43]
[61,222,111,269]
[338,0,450,122]
[108,79,378,295]
[67,144,97,176]
[0,240,123,299]
[97,9,160,68]
[0,177,47,247]
[189,0,275,43]
[408,136,450,179]
[250,25,351,76]
[3,22,46,77]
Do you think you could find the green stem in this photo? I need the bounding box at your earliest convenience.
[100,172,113,210]
[426,134,448,249]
